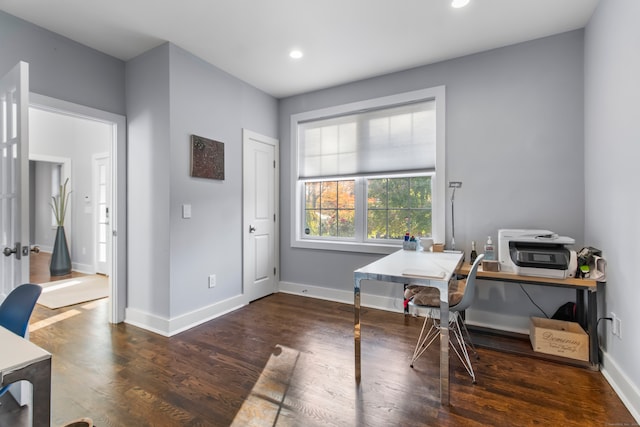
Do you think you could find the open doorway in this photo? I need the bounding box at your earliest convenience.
[29,110,112,307]
[28,93,126,323]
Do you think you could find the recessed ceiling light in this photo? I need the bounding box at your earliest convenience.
[289,50,304,59]
[451,0,470,8]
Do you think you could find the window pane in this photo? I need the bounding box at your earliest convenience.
[366,175,433,240]
[367,210,388,239]
[305,210,320,236]
[337,209,355,237]
[388,178,409,209]
[320,209,337,237]
[304,179,356,238]
[305,182,321,209]
[409,176,431,209]
[388,210,409,239]
[367,178,387,209]
[320,181,337,209]
[337,180,355,209]
[410,209,432,237]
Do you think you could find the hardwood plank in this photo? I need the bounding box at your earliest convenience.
[0,257,634,426]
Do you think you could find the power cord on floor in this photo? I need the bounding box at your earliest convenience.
[519,286,614,329]
[519,284,550,318]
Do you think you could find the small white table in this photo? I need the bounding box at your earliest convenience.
[0,326,52,426]
[354,249,464,406]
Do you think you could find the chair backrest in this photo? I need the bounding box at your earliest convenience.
[0,284,42,337]
[453,254,484,312]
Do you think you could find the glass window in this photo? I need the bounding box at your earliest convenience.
[292,87,445,253]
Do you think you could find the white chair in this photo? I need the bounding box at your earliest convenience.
[406,254,484,383]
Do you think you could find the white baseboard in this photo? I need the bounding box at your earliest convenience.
[125,294,247,337]
[600,350,640,424]
[34,247,94,275]
[71,262,94,275]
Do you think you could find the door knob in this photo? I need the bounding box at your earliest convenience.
[249,225,256,233]
[3,246,16,257]
[3,242,21,259]
[31,246,41,254]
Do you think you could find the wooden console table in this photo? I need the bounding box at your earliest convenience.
[456,263,601,370]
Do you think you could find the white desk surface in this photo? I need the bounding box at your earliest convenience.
[355,249,463,282]
[0,326,51,380]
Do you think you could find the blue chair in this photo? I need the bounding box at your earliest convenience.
[406,254,484,382]
[0,283,42,398]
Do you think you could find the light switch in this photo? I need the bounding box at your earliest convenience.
[182,204,192,219]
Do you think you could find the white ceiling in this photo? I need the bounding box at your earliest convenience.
[0,0,600,98]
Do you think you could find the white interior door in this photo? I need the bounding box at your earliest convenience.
[1,61,29,300]
[94,153,110,275]
[1,62,31,406]
[243,129,279,302]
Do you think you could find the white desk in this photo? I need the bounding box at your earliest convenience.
[0,326,52,426]
[354,249,464,406]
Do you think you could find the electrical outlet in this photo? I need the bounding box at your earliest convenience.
[611,312,619,337]
[449,181,462,188]
[614,316,622,339]
[208,274,216,288]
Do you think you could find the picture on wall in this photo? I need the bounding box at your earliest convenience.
[190,134,225,180]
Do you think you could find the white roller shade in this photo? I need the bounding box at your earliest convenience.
[298,100,436,179]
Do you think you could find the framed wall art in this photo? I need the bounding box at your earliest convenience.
[190,134,224,180]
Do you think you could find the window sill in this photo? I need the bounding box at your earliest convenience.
[292,238,401,255]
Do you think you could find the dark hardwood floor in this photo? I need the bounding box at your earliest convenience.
[0,256,635,426]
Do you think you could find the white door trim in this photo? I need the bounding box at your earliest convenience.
[29,93,127,323]
[242,129,279,302]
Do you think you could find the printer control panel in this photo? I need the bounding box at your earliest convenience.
[509,242,570,270]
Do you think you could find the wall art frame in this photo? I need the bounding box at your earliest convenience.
[190,134,225,180]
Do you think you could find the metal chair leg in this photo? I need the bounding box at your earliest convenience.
[410,312,477,383]
[459,316,479,360]
[450,315,476,383]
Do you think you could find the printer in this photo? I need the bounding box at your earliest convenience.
[498,229,577,279]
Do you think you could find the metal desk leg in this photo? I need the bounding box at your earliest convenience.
[439,287,450,406]
[576,289,586,329]
[588,289,599,369]
[354,276,362,383]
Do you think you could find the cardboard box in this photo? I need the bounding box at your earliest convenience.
[529,317,589,361]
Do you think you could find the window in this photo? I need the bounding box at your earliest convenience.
[291,87,445,254]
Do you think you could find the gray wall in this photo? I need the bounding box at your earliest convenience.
[0,11,125,115]
[585,0,640,418]
[126,44,172,317]
[279,30,586,331]
[126,43,278,322]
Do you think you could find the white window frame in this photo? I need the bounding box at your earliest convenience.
[290,86,446,254]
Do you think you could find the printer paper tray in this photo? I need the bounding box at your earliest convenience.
[514,266,568,279]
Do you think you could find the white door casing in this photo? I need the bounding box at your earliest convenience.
[1,61,29,300]
[29,93,126,323]
[243,129,279,302]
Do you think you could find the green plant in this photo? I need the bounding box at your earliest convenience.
[50,178,71,227]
